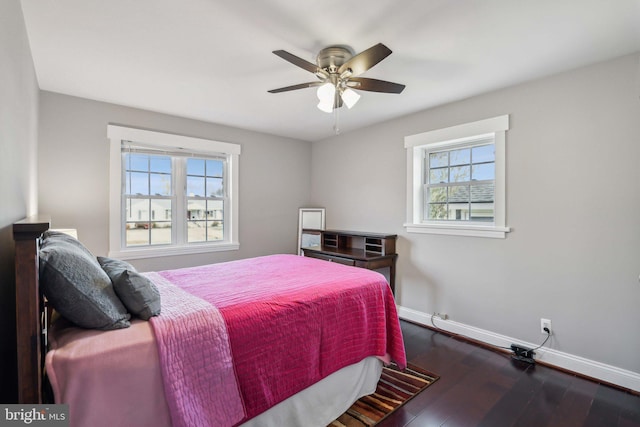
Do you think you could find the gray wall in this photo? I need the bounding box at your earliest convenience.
[38,92,312,272]
[311,53,640,374]
[0,0,40,402]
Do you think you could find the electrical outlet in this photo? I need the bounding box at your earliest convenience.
[540,318,552,334]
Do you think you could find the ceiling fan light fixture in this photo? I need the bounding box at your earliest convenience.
[340,87,360,109]
[317,100,334,113]
[317,82,335,102]
[316,82,336,113]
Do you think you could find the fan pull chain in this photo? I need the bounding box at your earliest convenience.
[333,102,341,135]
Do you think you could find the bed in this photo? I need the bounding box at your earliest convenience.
[13,216,406,427]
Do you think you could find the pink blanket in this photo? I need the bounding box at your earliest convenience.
[46,319,173,427]
[156,254,406,423]
[147,272,245,427]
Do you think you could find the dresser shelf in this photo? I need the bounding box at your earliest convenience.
[301,229,398,293]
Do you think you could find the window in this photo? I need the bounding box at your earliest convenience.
[426,141,495,222]
[108,125,240,259]
[405,115,510,238]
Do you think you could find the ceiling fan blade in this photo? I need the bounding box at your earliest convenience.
[347,77,405,94]
[268,81,323,93]
[272,50,320,74]
[338,43,392,76]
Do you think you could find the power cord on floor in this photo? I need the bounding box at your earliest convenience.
[429,313,552,358]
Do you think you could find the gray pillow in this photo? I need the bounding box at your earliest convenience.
[40,241,131,330]
[97,257,161,320]
[41,230,94,259]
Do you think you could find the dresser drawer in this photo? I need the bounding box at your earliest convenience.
[304,252,356,266]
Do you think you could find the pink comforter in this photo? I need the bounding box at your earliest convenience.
[155,254,406,424]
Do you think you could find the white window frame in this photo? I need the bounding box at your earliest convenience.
[404,115,510,238]
[107,125,240,259]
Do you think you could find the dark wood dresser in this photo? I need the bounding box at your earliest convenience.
[301,229,397,294]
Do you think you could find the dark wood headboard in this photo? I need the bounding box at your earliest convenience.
[13,215,51,403]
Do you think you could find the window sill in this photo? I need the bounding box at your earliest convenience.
[108,242,240,260]
[404,223,510,239]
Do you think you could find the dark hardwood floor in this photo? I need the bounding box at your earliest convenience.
[380,320,640,427]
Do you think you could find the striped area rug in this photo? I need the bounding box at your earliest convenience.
[329,363,439,427]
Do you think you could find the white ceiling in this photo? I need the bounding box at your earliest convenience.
[20,0,640,142]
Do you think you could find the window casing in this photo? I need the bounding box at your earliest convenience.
[108,125,240,259]
[405,115,510,238]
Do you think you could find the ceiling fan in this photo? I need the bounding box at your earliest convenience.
[268,43,405,113]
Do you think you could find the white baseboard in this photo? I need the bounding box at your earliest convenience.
[397,306,640,393]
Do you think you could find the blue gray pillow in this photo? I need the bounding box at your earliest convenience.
[97,257,161,320]
[39,238,131,330]
[42,230,94,258]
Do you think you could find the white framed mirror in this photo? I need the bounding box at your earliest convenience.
[297,208,325,255]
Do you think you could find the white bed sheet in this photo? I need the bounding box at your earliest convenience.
[242,356,382,427]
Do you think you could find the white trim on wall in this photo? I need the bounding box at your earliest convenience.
[397,305,640,393]
[404,115,509,148]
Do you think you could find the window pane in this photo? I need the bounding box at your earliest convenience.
[187,176,205,197]
[128,154,148,172]
[150,222,172,244]
[448,203,469,220]
[449,185,470,203]
[450,166,470,183]
[127,198,150,221]
[126,223,149,246]
[127,172,149,195]
[149,156,171,173]
[470,203,494,221]
[207,221,223,241]
[207,177,223,197]
[429,168,448,184]
[472,163,494,181]
[187,158,205,176]
[428,203,447,220]
[471,184,494,203]
[150,173,171,196]
[207,200,223,220]
[187,199,206,220]
[472,144,495,163]
[449,148,470,166]
[187,221,207,242]
[153,199,172,221]
[206,160,224,177]
[428,187,447,203]
[429,152,448,168]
